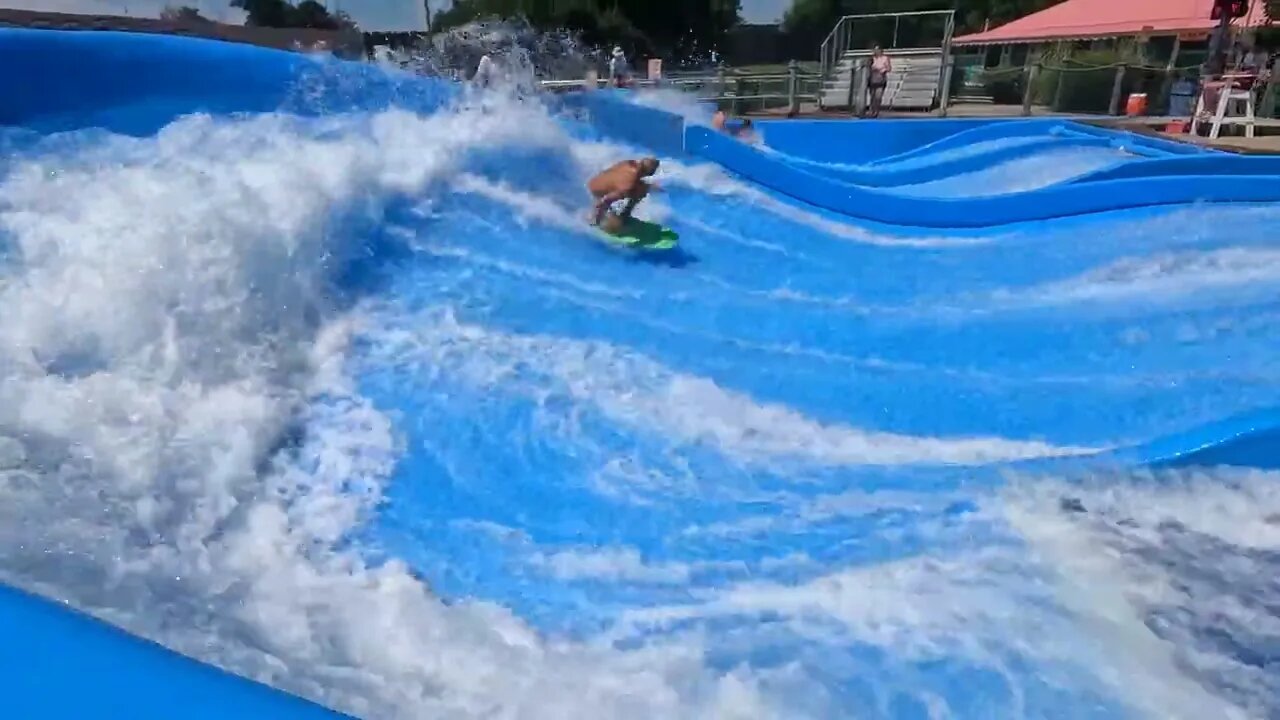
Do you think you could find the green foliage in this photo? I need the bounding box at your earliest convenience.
[159,5,209,22]
[953,0,1068,34]
[232,0,290,27]
[231,0,357,30]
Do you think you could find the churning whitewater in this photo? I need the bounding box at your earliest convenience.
[1,55,1280,720]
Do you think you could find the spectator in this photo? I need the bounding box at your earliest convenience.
[864,45,892,119]
[473,53,495,88]
[609,47,630,88]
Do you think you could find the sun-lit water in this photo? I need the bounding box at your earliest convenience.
[890,145,1131,197]
[0,59,1279,720]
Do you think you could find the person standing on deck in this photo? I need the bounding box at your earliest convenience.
[473,53,496,88]
[609,47,631,88]
[864,45,892,119]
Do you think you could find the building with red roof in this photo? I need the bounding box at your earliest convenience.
[954,0,1270,46]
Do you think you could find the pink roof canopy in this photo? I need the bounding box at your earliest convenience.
[953,0,1270,45]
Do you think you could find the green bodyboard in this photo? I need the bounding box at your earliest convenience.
[601,218,679,251]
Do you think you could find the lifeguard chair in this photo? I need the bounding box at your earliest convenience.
[1190,72,1257,140]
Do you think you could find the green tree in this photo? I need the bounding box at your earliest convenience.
[231,0,357,30]
[232,0,293,27]
[955,0,1067,33]
[292,0,343,28]
[159,5,210,22]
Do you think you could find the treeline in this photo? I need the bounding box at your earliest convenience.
[428,0,1073,65]
[159,0,356,29]
[230,0,356,30]
[432,0,740,62]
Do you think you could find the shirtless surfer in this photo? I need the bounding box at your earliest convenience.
[587,157,660,232]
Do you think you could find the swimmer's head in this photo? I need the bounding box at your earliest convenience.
[638,157,660,176]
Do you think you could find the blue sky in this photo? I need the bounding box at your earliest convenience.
[10,0,787,31]
[741,0,788,24]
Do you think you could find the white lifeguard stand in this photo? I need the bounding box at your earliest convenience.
[1191,73,1257,140]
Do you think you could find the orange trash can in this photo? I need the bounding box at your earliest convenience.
[1125,93,1149,117]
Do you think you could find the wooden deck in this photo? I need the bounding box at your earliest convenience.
[1086,118,1280,155]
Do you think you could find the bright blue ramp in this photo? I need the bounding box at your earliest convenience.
[683,124,1280,227]
[2,28,1280,720]
[0,584,350,719]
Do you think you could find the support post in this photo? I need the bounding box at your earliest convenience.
[1022,63,1040,116]
[1051,42,1069,112]
[1051,69,1067,112]
[846,59,858,115]
[1159,35,1182,114]
[787,60,800,115]
[937,10,955,118]
[938,55,954,117]
[852,58,870,117]
[1109,64,1127,115]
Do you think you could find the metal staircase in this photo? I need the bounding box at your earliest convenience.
[817,10,954,113]
[820,49,945,111]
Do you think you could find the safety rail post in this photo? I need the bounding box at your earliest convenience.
[1158,35,1182,114]
[1022,63,1039,116]
[852,59,870,117]
[937,55,954,117]
[1051,67,1067,112]
[1108,64,1127,115]
[846,60,858,116]
[787,60,800,116]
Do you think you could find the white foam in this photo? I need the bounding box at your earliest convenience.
[995,247,1280,308]
[365,309,1096,466]
[453,173,597,234]
[892,146,1128,198]
[611,471,1279,720]
[531,547,709,585]
[2,68,1271,720]
[0,104,804,719]
[627,87,716,127]
[733,184,989,248]
[1000,470,1280,720]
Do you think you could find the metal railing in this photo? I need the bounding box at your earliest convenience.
[819,10,956,80]
[540,62,825,115]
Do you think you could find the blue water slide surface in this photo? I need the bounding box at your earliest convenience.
[3,26,1280,720]
[0,28,374,720]
[685,124,1280,227]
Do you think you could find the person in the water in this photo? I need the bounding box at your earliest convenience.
[711,110,758,143]
[587,157,661,232]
